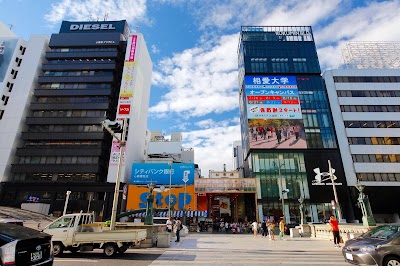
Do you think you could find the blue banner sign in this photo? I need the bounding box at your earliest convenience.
[131,163,195,185]
[245,76,297,87]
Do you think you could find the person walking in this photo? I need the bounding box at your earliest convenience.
[267,219,276,241]
[279,219,285,240]
[261,220,268,237]
[174,217,182,242]
[251,220,258,237]
[166,217,173,233]
[329,215,341,247]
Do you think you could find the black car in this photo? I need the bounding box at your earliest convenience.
[0,223,53,266]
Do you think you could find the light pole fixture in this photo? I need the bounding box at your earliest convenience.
[63,190,71,216]
[168,161,173,219]
[298,197,305,224]
[102,118,127,230]
[144,182,155,225]
[313,160,343,221]
[355,182,376,226]
[274,159,288,224]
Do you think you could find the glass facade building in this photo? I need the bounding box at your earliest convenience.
[238,26,353,223]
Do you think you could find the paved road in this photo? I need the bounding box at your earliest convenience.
[54,233,349,265]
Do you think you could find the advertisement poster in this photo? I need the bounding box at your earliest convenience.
[245,75,307,149]
[110,140,126,165]
[219,198,231,214]
[126,184,196,210]
[131,163,195,185]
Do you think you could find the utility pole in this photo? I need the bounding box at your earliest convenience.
[102,118,127,230]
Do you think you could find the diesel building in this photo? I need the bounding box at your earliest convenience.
[238,26,353,223]
[0,20,152,219]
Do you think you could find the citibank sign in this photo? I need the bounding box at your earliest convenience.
[70,23,116,31]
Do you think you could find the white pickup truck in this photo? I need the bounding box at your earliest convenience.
[43,212,147,257]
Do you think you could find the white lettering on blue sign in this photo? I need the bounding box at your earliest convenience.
[70,24,116,31]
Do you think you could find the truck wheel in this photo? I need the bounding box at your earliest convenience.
[119,245,128,253]
[53,242,64,257]
[103,243,117,257]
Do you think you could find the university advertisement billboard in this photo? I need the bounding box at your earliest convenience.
[245,75,307,149]
[131,163,195,185]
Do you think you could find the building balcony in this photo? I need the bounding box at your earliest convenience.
[30,102,110,110]
[10,163,100,173]
[45,51,118,59]
[37,75,114,84]
[20,132,105,140]
[15,147,103,157]
[25,117,105,125]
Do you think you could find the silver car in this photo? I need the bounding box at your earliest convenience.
[342,224,400,266]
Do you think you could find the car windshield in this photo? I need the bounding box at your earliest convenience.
[362,225,400,239]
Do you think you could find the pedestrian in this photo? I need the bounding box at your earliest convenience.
[279,219,285,240]
[251,220,258,237]
[294,125,300,140]
[261,220,268,237]
[329,215,341,248]
[225,221,229,233]
[276,127,282,144]
[166,217,173,233]
[267,219,275,241]
[174,217,182,242]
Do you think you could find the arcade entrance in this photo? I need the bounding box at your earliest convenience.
[195,178,258,223]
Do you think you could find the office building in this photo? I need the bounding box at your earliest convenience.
[0,21,49,194]
[238,26,353,223]
[323,42,400,223]
[0,20,152,219]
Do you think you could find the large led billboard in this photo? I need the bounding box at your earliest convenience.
[131,163,195,185]
[245,75,307,149]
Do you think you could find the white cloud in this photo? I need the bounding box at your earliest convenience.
[151,44,160,54]
[183,124,241,176]
[150,33,240,118]
[44,0,149,25]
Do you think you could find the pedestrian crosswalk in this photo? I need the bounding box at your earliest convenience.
[150,234,348,265]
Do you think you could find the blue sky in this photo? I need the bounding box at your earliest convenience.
[1,0,399,176]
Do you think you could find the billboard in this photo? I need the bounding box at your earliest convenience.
[131,163,195,185]
[245,75,307,149]
[0,38,18,82]
[126,184,196,210]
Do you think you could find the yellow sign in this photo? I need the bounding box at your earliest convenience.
[120,61,135,99]
[126,185,197,210]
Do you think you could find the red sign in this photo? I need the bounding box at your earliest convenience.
[118,104,131,115]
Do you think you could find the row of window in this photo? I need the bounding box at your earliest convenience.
[24,141,101,147]
[357,173,400,182]
[13,172,98,182]
[334,76,400,83]
[36,96,109,104]
[337,90,400,97]
[18,156,100,164]
[51,47,117,52]
[28,124,103,133]
[351,154,400,163]
[340,105,400,112]
[32,110,107,118]
[43,70,113,77]
[40,83,112,89]
[345,121,399,128]
[348,137,400,145]
[47,58,115,64]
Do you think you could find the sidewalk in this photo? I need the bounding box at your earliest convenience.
[151,233,348,265]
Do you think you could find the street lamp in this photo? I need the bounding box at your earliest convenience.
[313,160,343,221]
[274,160,288,224]
[298,197,305,224]
[144,182,155,225]
[168,162,173,219]
[355,182,376,226]
[182,170,189,225]
[102,118,127,230]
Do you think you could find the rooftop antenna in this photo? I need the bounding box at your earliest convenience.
[8,24,13,30]
[104,13,109,21]
[135,26,139,32]
[88,13,92,21]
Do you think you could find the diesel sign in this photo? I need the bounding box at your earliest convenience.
[69,24,116,31]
